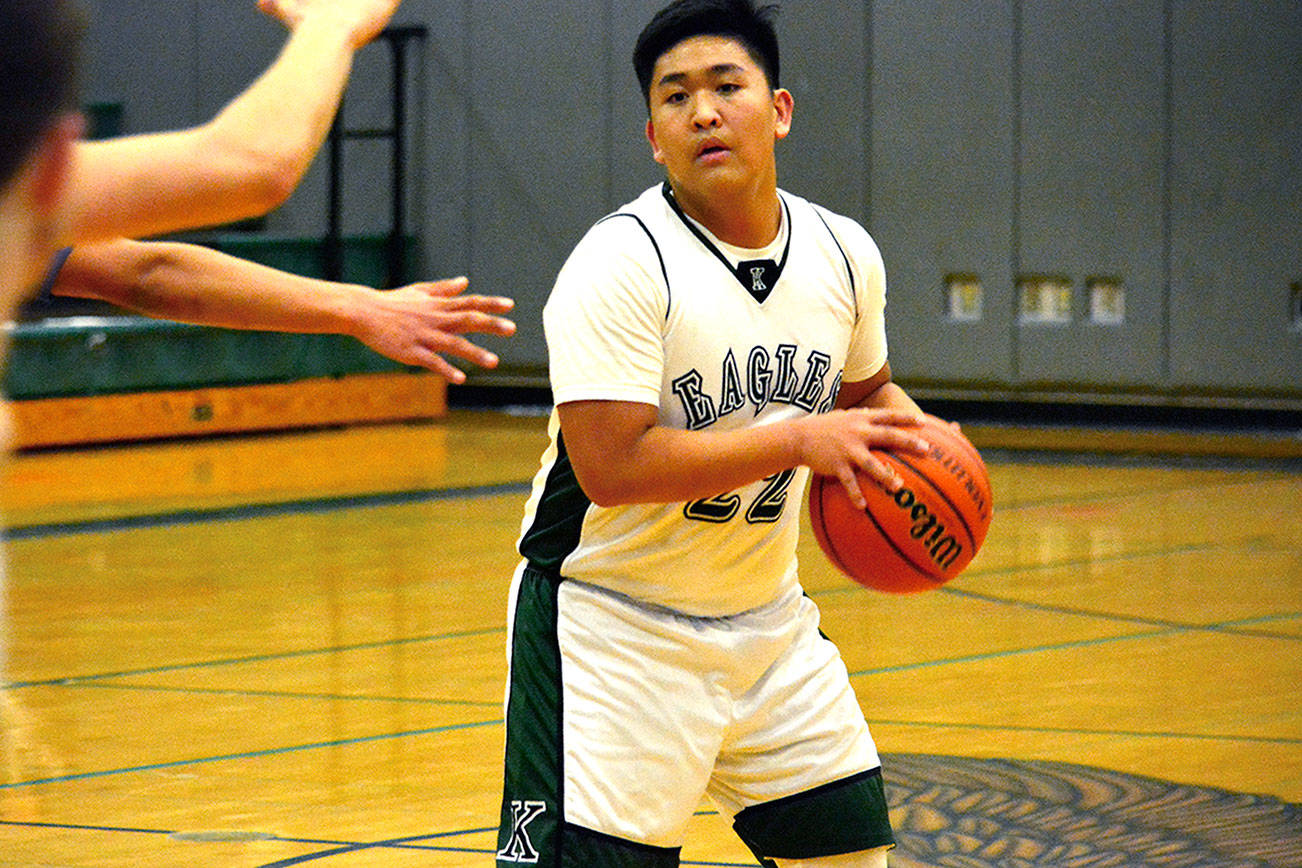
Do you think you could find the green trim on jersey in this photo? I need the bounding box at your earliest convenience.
[518,432,591,572]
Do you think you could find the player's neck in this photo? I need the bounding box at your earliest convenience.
[668,178,781,249]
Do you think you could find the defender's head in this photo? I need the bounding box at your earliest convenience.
[0,0,84,190]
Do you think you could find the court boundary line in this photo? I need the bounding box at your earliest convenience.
[5,449,1298,543]
[846,612,1302,683]
[0,820,500,857]
[940,585,1302,641]
[2,480,532,541]
[815,535,1302,641]
[6,625,504,689]
[63,679,503,707]
[865,716,1302,746]
[0,718,504,790]
[5,615,1296,794]
[0,819,755,867]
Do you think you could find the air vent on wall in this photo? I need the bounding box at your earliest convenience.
[1017,274,1073,325]
[944,273,983,322]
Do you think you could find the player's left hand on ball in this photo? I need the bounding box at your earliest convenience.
[843,409,931,502]
[795,409,928,509]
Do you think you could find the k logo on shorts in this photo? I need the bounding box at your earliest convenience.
[497,799,547,863]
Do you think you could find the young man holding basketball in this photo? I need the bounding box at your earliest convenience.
[499,1,926,865]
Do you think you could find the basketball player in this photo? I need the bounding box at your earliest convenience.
[498,1,926,865]
[36,0,513,381]
[0,0,82,785]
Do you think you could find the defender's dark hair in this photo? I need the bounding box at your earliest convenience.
[633,0,780,106]
[0,0,84,189]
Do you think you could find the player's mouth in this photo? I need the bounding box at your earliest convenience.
[695,138,730,163]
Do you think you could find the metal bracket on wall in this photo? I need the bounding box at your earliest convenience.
[323,25,429,288]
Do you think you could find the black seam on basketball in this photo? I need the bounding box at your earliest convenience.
[925,420,980,463]
[924,422,992,508]
[889,452,977,550]
[810,478,858,579]
[859,491,944,583]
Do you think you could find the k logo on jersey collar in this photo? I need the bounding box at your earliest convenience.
[737,259,780,303]
[661,183,791,304]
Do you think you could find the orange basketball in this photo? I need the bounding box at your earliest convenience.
[808,413,993,593]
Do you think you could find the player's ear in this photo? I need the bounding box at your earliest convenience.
[646,118,667,166]
[773,89,793,141]
[30,112,83,220]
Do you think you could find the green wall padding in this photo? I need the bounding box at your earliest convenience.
[7,235,419,399]
[4,319,406,400]
[209,233,417,286]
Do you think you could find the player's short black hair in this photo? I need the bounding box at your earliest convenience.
[0,0,84,189]
[633,0,780,107]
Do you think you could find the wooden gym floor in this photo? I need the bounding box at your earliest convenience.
[0,408,1298,866]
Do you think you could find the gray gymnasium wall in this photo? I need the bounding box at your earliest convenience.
[77,0,1300,406]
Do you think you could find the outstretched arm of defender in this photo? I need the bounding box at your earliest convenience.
[63,0,403,243]
[53,239,515,382]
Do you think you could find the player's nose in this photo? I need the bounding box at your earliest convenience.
[690,93,723,129]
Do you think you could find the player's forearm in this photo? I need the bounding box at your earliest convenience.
[625,377,921,504]
[851,380,921,415]
[201,12,361,207]
[56,240,355,334]
[559,401,807,507]
[63,17,360,243]
[605,421,805,506]
[561,393,929,509]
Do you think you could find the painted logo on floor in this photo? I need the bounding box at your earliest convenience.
[883,754,1300,868]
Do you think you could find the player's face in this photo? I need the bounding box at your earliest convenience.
[645,35,792,207]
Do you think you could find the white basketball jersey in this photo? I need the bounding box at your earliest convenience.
[518,183,889,616]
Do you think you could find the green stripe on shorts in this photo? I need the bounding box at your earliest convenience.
[732,768,895,861]
[497,567,686,867]
[498,566,564,865]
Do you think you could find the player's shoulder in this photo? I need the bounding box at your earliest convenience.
[564,186,670,272]
[783,191,874,245]
[552,186,671,299]
[586,184,664,228]
[783,190,882,266]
